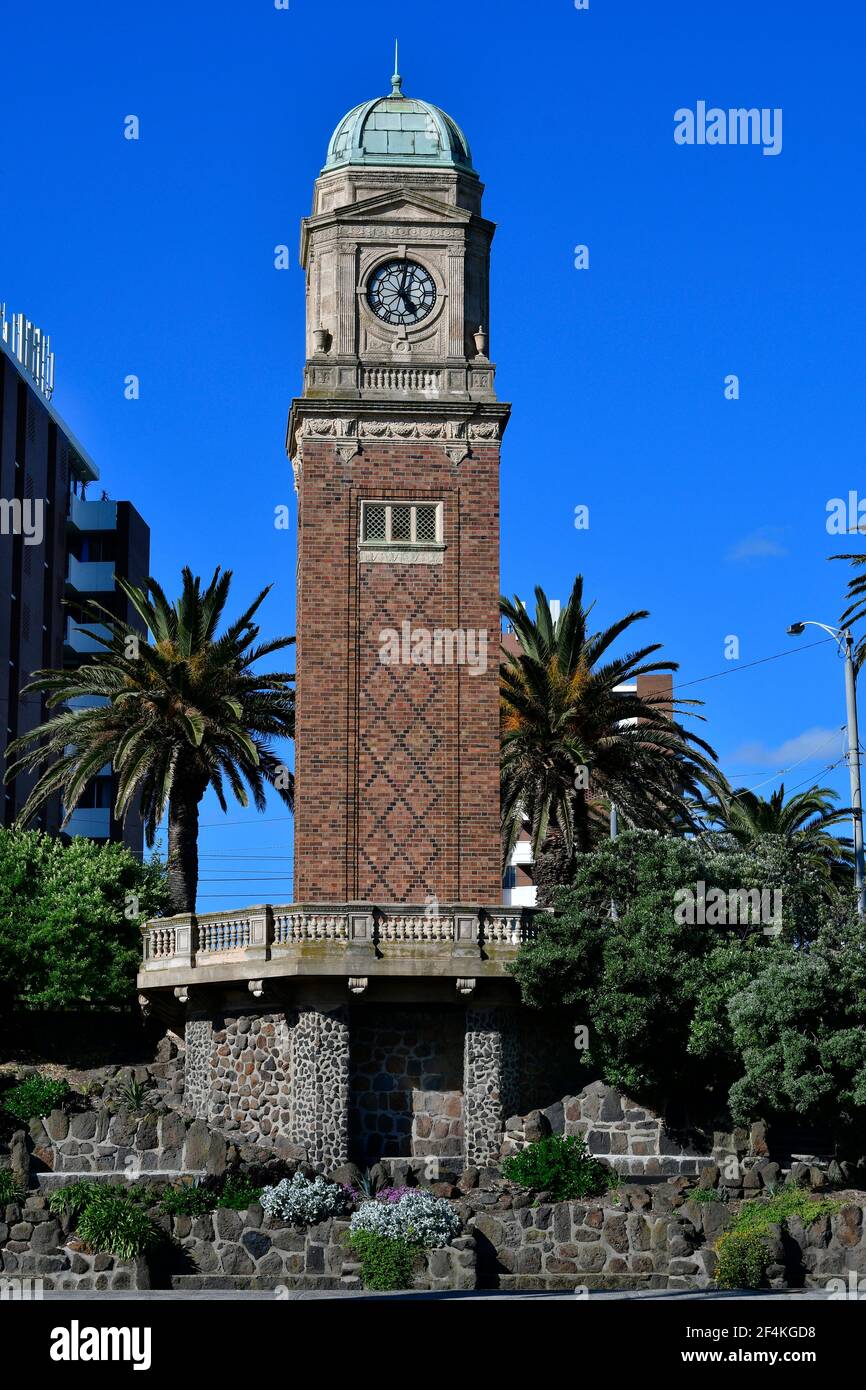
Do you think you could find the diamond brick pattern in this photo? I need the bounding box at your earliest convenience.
[358,563,446,898]
[293,437,502,903]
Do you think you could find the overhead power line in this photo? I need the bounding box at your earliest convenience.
[672,637,835,692]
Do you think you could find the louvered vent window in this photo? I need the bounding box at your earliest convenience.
[360,501,443,548]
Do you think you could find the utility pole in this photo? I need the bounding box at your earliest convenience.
[788,620,865,914]
[843,630,866,914]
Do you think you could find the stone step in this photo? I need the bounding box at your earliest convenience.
[35,1170,206,1188]
[608,1156,709,1177]
[169,1274,346,1292]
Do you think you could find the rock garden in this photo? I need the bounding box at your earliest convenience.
[2,1056,866,1294]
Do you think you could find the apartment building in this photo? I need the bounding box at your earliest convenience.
[0,305,149,852]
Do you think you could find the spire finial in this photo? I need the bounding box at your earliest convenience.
[391,40,402,95]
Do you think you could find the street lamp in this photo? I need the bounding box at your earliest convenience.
[787,620,865,914]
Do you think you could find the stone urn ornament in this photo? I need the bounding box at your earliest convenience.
[313,326,330,354]
[473,325,488,358]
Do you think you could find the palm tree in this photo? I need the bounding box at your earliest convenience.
[834,551,866,668]
[5,568,295,914]
[500,577,723,900]
[692,783,853,891]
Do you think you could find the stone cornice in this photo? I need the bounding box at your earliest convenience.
[286,395,511,464]
[300,191,496,264]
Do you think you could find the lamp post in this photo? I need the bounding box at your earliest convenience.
[787,620,865,914]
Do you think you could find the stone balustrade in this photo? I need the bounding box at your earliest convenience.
[140,902,537,975]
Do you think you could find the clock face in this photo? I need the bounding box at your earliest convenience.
[367,259,437,326]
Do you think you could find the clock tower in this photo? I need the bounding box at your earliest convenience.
[140,64,559,1179]
[287,60,510,908]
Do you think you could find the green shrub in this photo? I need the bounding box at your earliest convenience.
[0,1168,24,1203]
[47,1180,104,1219]
[159,1175,262,1217]
[112,1077,156,1113]
[713,1188,840,1290]
[217,1175,262,1210]
[0,827,169,1009]
[733,1188,839,1235]
[715,1229,768,1290]
[347,1229,416,1291]
[3,1074,69,1122]
[509,829,858,1124]
[688,1186,729,1204]
[74,1188,162,1260]
[159,1184,214,1218]
[501,1134,616,1201]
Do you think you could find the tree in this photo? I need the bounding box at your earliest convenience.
[728,912,866,1147]
[500,577,723,898]
[833,549,866,668]
[5,568,294,913]
[0,828,169,1008]
[509,831,837,1116]
[691,783,853,896]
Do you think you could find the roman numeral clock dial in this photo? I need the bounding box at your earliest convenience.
[367,259,436,326]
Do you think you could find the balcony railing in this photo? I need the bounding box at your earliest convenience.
[65,619,112,654]
[68,496,117,531]
[67,556,116,593]
[140,902,539,973]
[64,806,111,839]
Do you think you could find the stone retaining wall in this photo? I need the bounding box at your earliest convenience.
[466,1183,716,1291]
[166,1210,475,1291]
[463,1182,866,1292]
[3,1167,866,1293]
[0,1190,474,1292]
[0,1189,146,1290]
[28,1109,227,1178]
[502,1081,715,1178]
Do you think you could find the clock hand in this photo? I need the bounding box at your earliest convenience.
[400,268,417,313]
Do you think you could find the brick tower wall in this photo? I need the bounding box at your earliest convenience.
[294,437,501,903]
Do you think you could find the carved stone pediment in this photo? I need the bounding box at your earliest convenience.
[329,188,470,226]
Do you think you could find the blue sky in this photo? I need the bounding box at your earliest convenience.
[2,0,865,906]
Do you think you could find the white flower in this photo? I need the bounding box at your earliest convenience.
[260,1172,351,1225]
[349,1190,460,1248]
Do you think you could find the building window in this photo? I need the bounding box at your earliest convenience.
[77,776,113,810]
[360,501,443,548]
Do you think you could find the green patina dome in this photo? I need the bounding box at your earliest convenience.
[323,57,474,174]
